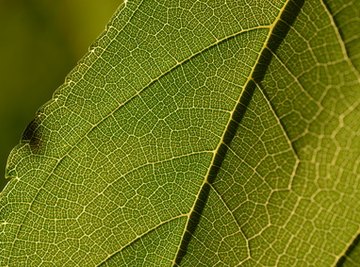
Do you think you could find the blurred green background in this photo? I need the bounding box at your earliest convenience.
[0,0,121,190]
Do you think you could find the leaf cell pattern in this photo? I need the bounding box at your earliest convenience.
[0,0,359,266]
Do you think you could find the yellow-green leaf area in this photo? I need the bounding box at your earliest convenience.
[1,0,359,266]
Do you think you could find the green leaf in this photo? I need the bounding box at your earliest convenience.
[1,0,359,266]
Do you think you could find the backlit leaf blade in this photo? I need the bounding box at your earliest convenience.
[1,0,359,266]
[181,0,360,266]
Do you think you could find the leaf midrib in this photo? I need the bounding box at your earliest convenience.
[8,2,293,265]
[171,1,290,265]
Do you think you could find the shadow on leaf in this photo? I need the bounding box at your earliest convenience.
[174,0,304,264]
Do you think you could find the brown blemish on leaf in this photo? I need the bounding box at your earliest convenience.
[21,116,43,154]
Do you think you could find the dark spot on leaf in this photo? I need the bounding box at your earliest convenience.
[21,116,43,153]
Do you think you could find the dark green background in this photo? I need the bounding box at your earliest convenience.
[0,0,120,189]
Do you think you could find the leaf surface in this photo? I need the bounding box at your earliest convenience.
[1,0,359,266]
